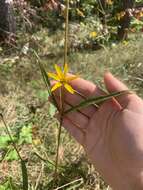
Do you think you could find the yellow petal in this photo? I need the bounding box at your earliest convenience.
[51,82,62,92]
[64,83,75,94]
[64,63,68,75]
[55,64,63,79]
[66,75,78,82]
[48,72,60,81]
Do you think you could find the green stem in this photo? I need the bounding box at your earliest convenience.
[54,0,69,182]
[0,114,29,190]
[64,0,69,67]
[0,114,22,160]
[54,119,63,177]
[54,87,64,178]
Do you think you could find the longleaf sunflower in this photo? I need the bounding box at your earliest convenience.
[48,64,77,94]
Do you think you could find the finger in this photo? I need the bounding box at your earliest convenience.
[104,72,143,113]
[54,95,89,128]
[52,77,105,117]
[56,114,85,145]
[104,72,128,91]
[66,112,88,129]
[104,72,131,107]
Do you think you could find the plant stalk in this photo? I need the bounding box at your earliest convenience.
[64,0,69,67]
[0,114,22,160]
[0,114,29,190]
[54,87,64,177]
[54,0,69,178]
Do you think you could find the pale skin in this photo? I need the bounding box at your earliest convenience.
[53,72,143,190]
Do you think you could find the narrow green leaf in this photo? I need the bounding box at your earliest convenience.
[38,61,51,95]
[64,90,129,114]
[32,50,51,94]
[33,50,58,109]
[39,61,58,109]
[21,160,28,190]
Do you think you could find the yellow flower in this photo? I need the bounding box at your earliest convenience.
[106,0,113,5]
[89,31,97,38]
[48,64,77,94]
[139,11,143,18]
[117,11,126,20]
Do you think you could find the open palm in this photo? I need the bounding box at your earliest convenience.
[54,72,143,190]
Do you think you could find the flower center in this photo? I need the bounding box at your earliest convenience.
[60,79,66,83]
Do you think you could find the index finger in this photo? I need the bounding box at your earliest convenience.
[52,77,105,117]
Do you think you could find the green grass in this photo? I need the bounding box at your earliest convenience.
[0,31,143,189]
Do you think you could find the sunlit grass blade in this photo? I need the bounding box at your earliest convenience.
[21,160,28,190]
[64,90,129,114]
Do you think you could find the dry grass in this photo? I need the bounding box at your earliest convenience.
[0,33,143,189]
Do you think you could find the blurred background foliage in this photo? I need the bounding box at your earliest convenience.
[0,0,143,46]
[0,0,143,190]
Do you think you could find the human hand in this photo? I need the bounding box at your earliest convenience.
[53,72,143,190]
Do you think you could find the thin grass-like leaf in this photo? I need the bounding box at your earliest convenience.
[39,62,59,109]
[33,151,63,169]
[33,51,58,109]
[39,62,51,95]
[0,114,29,190]
[21,160,28,190]
[64,90,129,114]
